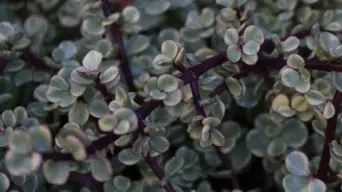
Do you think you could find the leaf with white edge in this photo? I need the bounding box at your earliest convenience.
[98,115,117,132]
[287,54,305,69]
[50,75,69,90]
[211,129,225,146]
[304,90,326,106]
[14,107,28,124]
[5,152,41,176]
[307,178,326,192]
[114,120,131,135]
[282,36,300,52]
[59,92,77,108]
[164,156,184,176]
[272,94,290,111]
[161,40,179,60]
[332,72,342,92]
[118,149,142,165]
[0,21,14,41]
[282,174,309,192]
[89,99,109,118]
[241,54,258,65]
[145,0,171,15]
[224,28,239,45]
[126,35,150,55]
[90,156,113,182]
[267,138,287,157]
[113,176,131,191]
[149,136,170,153]
[152,54,172,70]
[163,89,182,106]
[285,151,310,176]
[43,160,70,185]
[0,173,9,192]
[24,15,48,36]
[157,74,179,92]
[323,101,335,119]
[226,45,241,62]
[29,125,52,152]
[100,66,120,84]
[63,135,87,161]
[291,95,309,112]
[82,17,105,36]
[280,67,300,88]
[82,50,103,71]
[8,130,32,154]
[243,25,264,44]
[70,82,86,97]
[2,110,16,127]
[295,79,311,94]
[122,6,140,23]
[68,102,89,126]
[243,41,260,55]
[319,32,340,55]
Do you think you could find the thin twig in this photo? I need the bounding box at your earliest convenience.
[316,91,342,181]
[100,0,137,92]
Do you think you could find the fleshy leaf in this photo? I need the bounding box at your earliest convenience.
[82,50,103,71]
[90,156,113,182]
[285,151,310,176]
[43,160,70,185]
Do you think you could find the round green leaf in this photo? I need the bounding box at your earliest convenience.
[304,90,326,106]
[82,17,105,36]
[68,102,89,126]
[122,6,140,23]
[89,99,110,118]
[267,138,287,157]
[98,115,117,132]
[281,118,308,148]
[24,15,48,36]
[283,174,309,192]
[285,151,310,176]
[226,45,241,62]
[224,28,239,45]
[43,160,70,185]
[82,50,103,71]
[29,125,52,152]
[161,40,179,60]
[118,149,141,165]
[2,109,16,127]
[243,25,264,44]
[90,156,113,182]
[282,36,300,52]
[50,75,69,90]
[163,89,182,106]
[242,40,260,55]
[149,136,170,153]
[8,130,32,154]
[157,74,179,92]
[287,54,305,69]
[246,129,270,157]
[113,176,131,191]
[280,67,300,88]
[145,0,171,15]
[307,178,326,192]
[164,157,184,176]
[100,66,120,84]
[323,101,335,119]
[0,173,9,192]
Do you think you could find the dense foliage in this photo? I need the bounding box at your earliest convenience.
[2,0,342,191]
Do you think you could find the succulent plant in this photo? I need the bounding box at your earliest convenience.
[3,0,342,192]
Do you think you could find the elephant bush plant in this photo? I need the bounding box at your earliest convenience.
[2,0,342,191]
